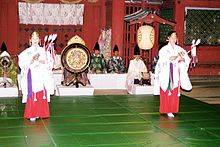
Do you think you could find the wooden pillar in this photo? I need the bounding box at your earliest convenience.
[83,1,102,51]
[112,0,124,56]
[100,0,106,29]
[174,0,185,46]
[0,1,7,46]
[0,0,18,56]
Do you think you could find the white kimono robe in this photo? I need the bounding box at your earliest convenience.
[46,49,55,95]
[154,43,192,95]
[126,59,147,94]
[19,46,52,103]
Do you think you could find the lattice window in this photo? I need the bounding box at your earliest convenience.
[19,24,82,53]
[159,8,174,44]
[124,3,159,69]
[184,8,220,46]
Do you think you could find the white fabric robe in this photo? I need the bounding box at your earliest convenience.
[53,54,62,70]
[18,45,52,103]
[154,43,192,95]
[46,50,55,95]
[126,59,147,94]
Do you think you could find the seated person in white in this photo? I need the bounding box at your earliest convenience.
[126,44,147,94]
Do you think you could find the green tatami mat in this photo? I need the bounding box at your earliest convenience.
[0,95,220,146]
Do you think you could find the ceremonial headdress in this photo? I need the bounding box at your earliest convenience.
[31,31,40,38]
[134,44,140,55]
[0,51,10,58]
[29,31,41,46]
[113,45,119,52]
[93,42,100,51]
[167,31,177,37]
[1,42,7,52]
[166,31,178,44]
[167,31,178,42]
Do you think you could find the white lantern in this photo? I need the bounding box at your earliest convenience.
[137,25,155,50]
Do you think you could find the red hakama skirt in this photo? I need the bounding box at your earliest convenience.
[159,87,179,114]
[24,90,50,119]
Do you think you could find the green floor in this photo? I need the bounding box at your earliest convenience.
[0,95,220,147]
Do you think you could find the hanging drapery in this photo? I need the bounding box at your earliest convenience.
[18,2,84,25]
[59,0,82,4]
[22,0,99,3]
[98,28,112,61]
[59,0,99,3]
[22,0,44,3]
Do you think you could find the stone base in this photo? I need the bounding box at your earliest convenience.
[134,85,154,95]
[56,85,94,96]
[0,86,18,97]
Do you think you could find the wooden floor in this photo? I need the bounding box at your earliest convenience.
[94,76,220,105]
[182,76,220,104]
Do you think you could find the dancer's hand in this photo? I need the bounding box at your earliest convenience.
[32,53,40,61]
[169,56,178,61]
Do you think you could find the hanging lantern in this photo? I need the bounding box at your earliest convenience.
[137,25,155,50]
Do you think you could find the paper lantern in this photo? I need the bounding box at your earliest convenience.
[137,25,155,50]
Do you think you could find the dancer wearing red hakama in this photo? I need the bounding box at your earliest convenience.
[155,31,192,118]
[19,32,51,121]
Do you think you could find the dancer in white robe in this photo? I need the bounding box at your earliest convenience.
[19,31,52,121]
[126,45,147,94]
[154,31,192,118]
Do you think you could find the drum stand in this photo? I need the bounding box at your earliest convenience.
[65,73,85,88]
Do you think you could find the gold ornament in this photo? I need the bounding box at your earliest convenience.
[67,35,85,46]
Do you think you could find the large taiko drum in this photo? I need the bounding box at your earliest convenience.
[61,43,91,74]
[61,43,91,87]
